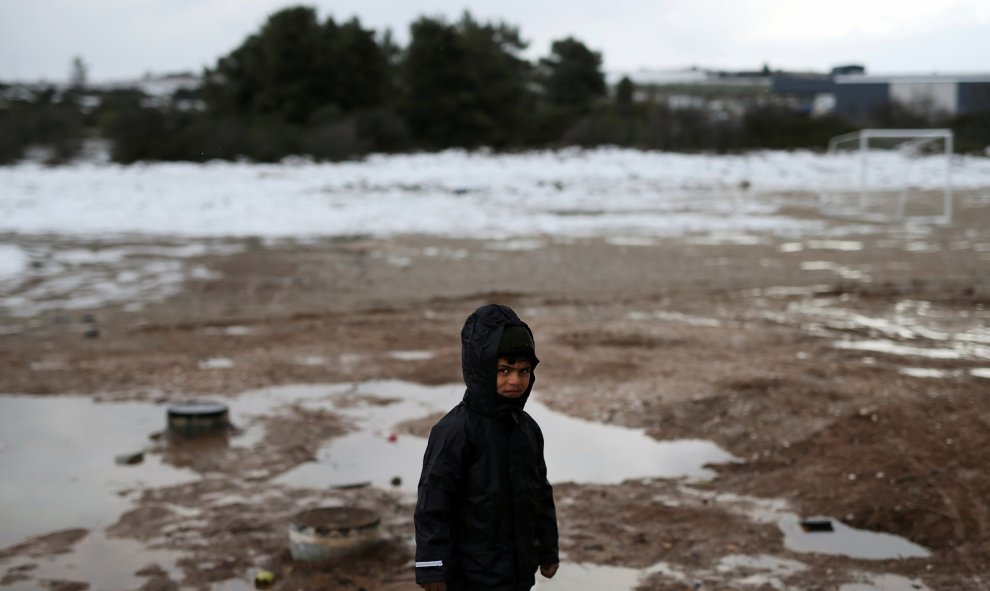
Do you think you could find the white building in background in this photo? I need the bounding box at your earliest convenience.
[834,74,990,123]
[607,68,771,117]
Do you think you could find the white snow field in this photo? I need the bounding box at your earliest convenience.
[3,148,990,240]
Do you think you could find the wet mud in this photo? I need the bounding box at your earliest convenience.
[2,192,990,589]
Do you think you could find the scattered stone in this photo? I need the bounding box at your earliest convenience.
[115,451,145,465]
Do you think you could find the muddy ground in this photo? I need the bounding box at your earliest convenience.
[1,193,989,590]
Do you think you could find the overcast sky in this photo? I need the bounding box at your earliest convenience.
[2,0,988,82]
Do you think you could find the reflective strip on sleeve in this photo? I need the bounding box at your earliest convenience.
[415,560,443,568]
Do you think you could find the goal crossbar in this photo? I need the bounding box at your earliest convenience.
[822,128,954,225]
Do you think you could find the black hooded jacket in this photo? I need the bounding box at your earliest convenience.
[415,304,559,590]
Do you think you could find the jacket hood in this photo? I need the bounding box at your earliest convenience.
[460,304,539,416]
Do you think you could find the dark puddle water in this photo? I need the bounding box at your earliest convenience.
[0,395,197,548]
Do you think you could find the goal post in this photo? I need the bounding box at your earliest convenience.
[821,128,954,224]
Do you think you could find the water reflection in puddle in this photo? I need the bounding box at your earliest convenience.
[198,357,236,369]
[534,562,644,589]
[840,573,933,591]
[0,240,241,317]
[801,260,871,281]
[0,396,197,548]
[835,339,986,360]
[781,240,864,252]
[0,530,182,591]
[262,381,737,492]
[778,514,931,560]
[535,554,810,590]
[756,295,990,362]
[675,488,932,562]
[899,367,953,379]
[628,309,722,327]
[387,350,435,361]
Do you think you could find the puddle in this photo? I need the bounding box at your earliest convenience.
[534,554,809,590]
[716,553,807,588]
[486,239,546,251]
[0,396,197,548]
[777,514,931,560]
[672,488,932,562]
[0,240,241,317]
[840,573,933,591]
[753,284,833,297]
[834,339,979,360]
[0,529,182,591]
[972,368,990,379]
[382,254,413,267]
[29,360,70,371]
[781,240,864,252]
[628,310,722,327]
[229,381,737,493]
[421,246,469,260]
[202,325,253,336]
[198,357,236,369]
[685,233,765,246]
[387,350,435,361]
[293,355,328,366]
[0,244,28,282]
[606,236,656,247]
[534,562,649,589]
[758,297,990,362]
[801,260,871,281]
[899,367,953,378]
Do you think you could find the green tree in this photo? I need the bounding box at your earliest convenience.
[539,37,606,109]
[69,56,88,90]
[401,13,530,149]
[615,76,634,111]
[205,6,388,124]
[322,18,390,112]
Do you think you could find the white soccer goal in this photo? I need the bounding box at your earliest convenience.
[820,128,954,224]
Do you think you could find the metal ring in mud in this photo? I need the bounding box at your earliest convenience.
[288,506,380,562]
[166,402,229,437]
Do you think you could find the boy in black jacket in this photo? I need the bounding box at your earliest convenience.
[415,304,559,591]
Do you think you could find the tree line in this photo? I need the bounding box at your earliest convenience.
[1,5,988,164]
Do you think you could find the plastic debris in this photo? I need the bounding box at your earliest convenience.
[331,481,371,490]
[800,518,834,532]
[254,570,275,588]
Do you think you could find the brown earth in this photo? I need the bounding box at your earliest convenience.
[1,193,989,590]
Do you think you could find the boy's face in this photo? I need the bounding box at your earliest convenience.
[496,357,533,399]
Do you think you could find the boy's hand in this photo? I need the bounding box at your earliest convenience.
[419,583,446,591]
[540,563,559,579]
